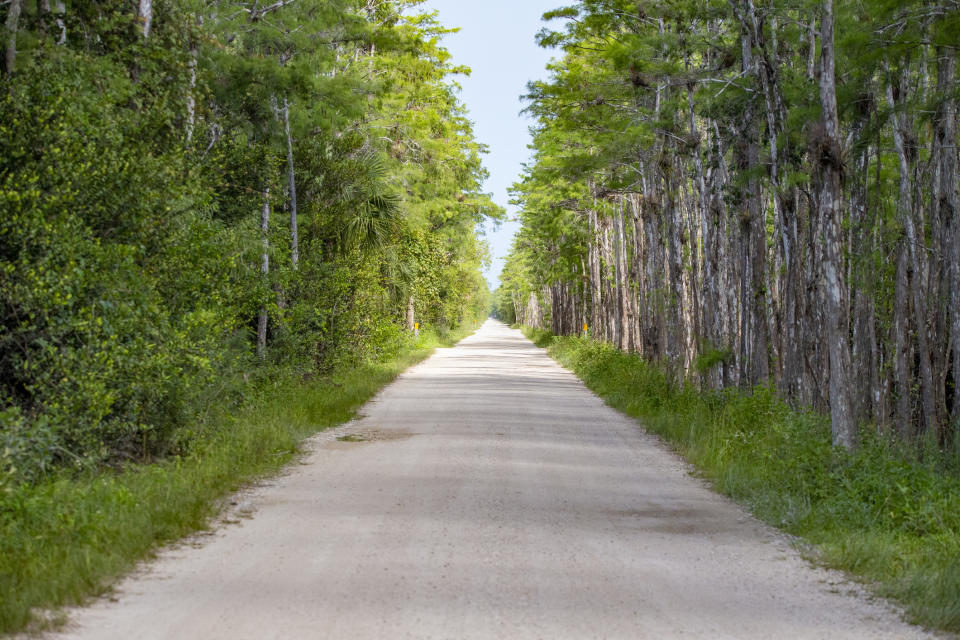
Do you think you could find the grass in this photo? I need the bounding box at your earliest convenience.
[524,327,960,635]
[0,325,475,635]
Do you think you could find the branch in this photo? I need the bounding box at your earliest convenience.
[248,0,297,21]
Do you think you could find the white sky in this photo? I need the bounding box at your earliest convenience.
[417,0,559,289]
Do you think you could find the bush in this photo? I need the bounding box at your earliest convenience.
[0,52,252,480]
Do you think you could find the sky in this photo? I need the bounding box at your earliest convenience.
[417,0,559,289]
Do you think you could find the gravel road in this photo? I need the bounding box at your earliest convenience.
[54,320,937,639]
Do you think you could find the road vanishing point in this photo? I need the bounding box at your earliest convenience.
[54,321,935,639]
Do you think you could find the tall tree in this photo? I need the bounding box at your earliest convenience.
[818,0,856,449]
[502,0,960,446]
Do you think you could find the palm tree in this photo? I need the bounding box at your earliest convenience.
[337,152,403,252]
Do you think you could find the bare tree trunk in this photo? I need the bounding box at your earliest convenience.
[708,119,733,386]
[406,296,415,333]
[745,1,789,388]
[940,50,960,426]
[185,15,202,144]
[804,188,829,411]
[615,201,631,351]
[749,186,769,383]
[629,194,647,356]
[928,48,959,442]
[666,180,685,372]
[3,0,23,75]
[53,1,65,44]
[887,64,938,438]
[688,79,713,363]
[604,217,616,343]
[738,209,751,386]
[38,0,50,38]
[781,193,802,401]
[893,240,912,435]
[736,17,769,386]
[186,48,198,143]
[257,189,271,359]
[930,56,950,441]
[680,161,700,373]
[588,204,602,340]
[283,97,300,270]
[848,112,874,423]
[139,0,153,39]
[819,0,856,449]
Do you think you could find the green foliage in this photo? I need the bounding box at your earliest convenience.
[530,328,960,633]
[693,347,732,375]
[0,0,498,488]
[0,46,250,475]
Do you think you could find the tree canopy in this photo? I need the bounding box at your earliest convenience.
[0,0,501,484]
[499,0,960,449]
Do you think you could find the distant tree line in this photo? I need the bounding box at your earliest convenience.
[497,0,960,450]
[0,0,500,483]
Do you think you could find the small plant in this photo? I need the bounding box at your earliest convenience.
[693,346,732,375]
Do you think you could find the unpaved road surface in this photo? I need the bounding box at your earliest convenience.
[55,321,936,639]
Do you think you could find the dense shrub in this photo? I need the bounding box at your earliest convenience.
[0,3,498,487]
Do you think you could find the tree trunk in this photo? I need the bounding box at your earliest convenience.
[185,15,201,143]
[893,240,912,435]
[806,18,817,81]
[629,194,648,357]
[931,48,959,440]
[53,1,65,44]
[406,296,415,333]
[850,147,880,425]
[688,78,713,367]
[138,0,153,39]
[819,0,856,450]
[887,64,938,438]
[614,201,630,351]
[940,50,960,425]
[588,205,602,340]
[38,0,50,38]
[257,189,271,359]
[283,97,300,270]
[3,0,23,75]
[745,1,790,388]
[847,110,874,424]
[736,16,769,386]
[680,161,700,372]
[186,48,198,143]
[665,164,686,374]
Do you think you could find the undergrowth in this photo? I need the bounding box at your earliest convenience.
[0,326,474,635]
[524,327,960,634]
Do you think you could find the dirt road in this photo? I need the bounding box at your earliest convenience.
[55,321,935,639]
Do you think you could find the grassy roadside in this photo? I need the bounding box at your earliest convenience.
[0,325,476,635]
[523,327,960,635]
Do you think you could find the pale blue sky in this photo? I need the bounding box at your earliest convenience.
[418,0,559,289]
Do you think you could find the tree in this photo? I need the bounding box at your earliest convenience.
[0,0,500,483]
[817,0,856,449]
[503,0,960,448]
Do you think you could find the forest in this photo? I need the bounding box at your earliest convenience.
[0,0,500,487]
[497,0,960,452]
[3,0,960,634]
